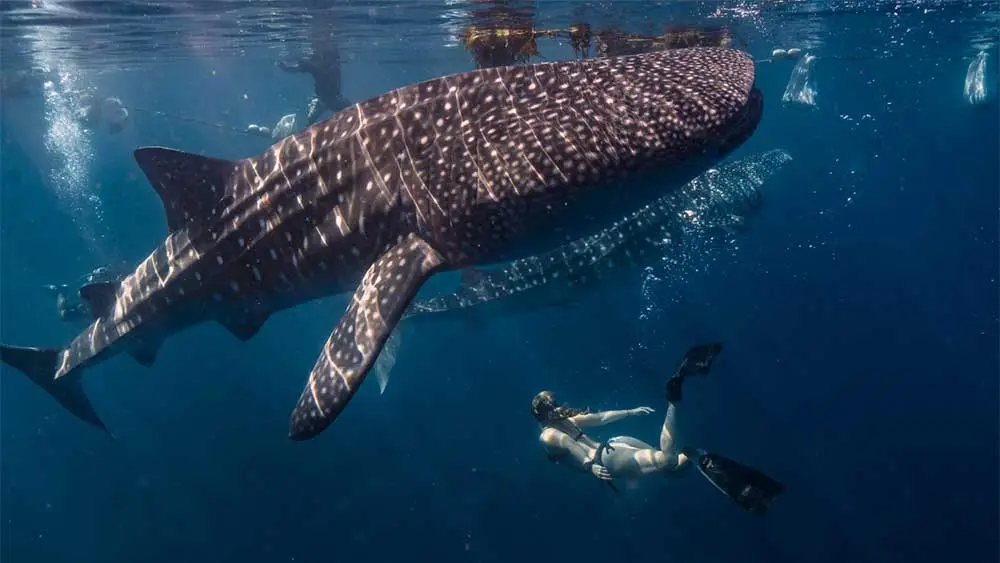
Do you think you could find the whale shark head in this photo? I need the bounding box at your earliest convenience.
[716,86,764,158]
[674,148,791,237]
[669,48,764,164]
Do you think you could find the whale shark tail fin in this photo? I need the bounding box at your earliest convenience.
[0,345,113,437]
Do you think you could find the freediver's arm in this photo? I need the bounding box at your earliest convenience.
[569,406,654,428]
[276,60,305,73]
[539,427,612,481]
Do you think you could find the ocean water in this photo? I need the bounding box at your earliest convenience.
[0,1,997,562]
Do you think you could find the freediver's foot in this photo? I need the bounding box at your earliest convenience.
[680,446,701,460]
[666,374,685,403]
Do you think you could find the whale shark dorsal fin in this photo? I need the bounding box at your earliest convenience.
[79,281,118,319]
[288,234,445,440]
[133,147,238,232]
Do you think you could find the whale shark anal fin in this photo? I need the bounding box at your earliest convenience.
[127,337,162,367]
[218,309,270,341]
[287,233,445,440]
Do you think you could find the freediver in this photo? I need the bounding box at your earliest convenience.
[275,20,351,125]
[246,113,298,139]
[44,266,122,323]
[532,343,784,514]
[77,94,130,134]
[43,284,89,323]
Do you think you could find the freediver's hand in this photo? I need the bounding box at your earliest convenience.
[590,463,612,481]
[630,406,655,416]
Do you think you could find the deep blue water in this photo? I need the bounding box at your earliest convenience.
[1,1,998,562]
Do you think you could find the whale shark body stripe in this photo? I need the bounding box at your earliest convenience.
[0,47,761,437]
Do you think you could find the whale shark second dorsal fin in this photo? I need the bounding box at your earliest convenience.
[134,147,238,232]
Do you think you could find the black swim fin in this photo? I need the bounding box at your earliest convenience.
[666,342,723,403]
[678,342,723,377]
[0,345,114,437]
[689,448,784,515]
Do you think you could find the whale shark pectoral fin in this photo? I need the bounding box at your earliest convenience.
[0,345,113,437]
[79,281,119,319]
[373,326,403,396]
[288,234,445,440]
[133,147,238,232]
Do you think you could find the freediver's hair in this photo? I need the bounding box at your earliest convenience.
[531,391,589,423]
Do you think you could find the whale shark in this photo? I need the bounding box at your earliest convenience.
[0,47,762,440]
[372,149,792,393]
[407,149,790,320]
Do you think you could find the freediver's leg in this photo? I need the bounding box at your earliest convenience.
[659,399,680,458]
[608,436,654,450]
[600,398,686,478]
[655,343,725,471]
[607,344,726,479]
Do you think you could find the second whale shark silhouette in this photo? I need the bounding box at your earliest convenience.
[407,149,791,321]
[0,47,762,441]
[372,149,792,394]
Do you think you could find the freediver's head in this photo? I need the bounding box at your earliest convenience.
[531,391,588,423]
[531,391,557,422]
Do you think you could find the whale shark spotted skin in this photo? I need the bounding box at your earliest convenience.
[0,47,762,440]
[405,149,792,321]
